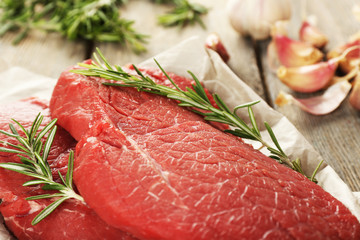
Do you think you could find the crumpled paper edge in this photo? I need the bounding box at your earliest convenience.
[0,67,57,104]
[141,36,360,221]
[0,37,359,238]
[0,217,13,240]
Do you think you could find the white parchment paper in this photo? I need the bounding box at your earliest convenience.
[0,37,359,238]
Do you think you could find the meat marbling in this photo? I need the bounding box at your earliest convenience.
[50,66,360,239]
[0,99,135,240]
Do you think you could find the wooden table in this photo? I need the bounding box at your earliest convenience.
[1,0,360,191]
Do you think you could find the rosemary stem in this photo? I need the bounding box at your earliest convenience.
[62,189,85,203]
[310,159,324,182]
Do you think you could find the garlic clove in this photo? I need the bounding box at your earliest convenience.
[205,33,230,63]
[276,58,338,93]
[266,21,290,71]
[273,35,324,67]
[328,65,359,87]
[227,0,291,40]
[299,21,328,48]
[275,81,352,115]
[349,73,360,110]
[339,57,360,75]
[327,39,360,59]
[327,37,360,73]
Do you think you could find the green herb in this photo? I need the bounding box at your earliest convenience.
[0,113,84,225]
[157,0,208,28]
[0,0,207,52]
[72,48,323,183]
[0,0,146,52]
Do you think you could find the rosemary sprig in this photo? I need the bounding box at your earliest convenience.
[0,113,84,225]
[72,49,323,183]
[157,0,208,28]
[0,0,147,53]
[0,0,207,52]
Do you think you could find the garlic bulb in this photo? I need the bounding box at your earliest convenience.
[227,0,291,40]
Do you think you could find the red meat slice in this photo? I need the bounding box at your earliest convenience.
[0,99,135,240]
[50,67,360,239]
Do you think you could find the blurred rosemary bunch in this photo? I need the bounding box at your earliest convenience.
[0,0,208,53]
[0,0,147,53]
[155,0,208,28]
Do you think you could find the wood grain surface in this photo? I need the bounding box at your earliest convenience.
[0,31,86,78]
[1,0,359,191]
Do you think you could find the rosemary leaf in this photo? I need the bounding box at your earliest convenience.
[248,106,260,137]
[31,196,70,225]
[29,113,43,143]
[9,124,19,136]
[167,93,208,110]
[11,119,28,138]
[42,125,57,168]
[65,151,75,188]
[0,146,25,155]
[188,71,211,104]
[204,117,235,126]
[233,100,261,113]
[26,193,65,201]
[23,179,48,187]
[213,94,232,114]
[42,183,66,191]
[0,130,18,138]
[1,141,25,151]
[34,118,57,145]
[264,122,285,156]
[0,162,36,173]
[19,156,36,165]
[58,170,67,187]
[224,129,258,141]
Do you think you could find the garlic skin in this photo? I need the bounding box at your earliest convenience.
[205,33,230,63]
[276,81,352,115]
[327,36,360,74]
[299,21,328,48]
[349,73,360,110]
[277,58,338,93]
[227,0,291,40]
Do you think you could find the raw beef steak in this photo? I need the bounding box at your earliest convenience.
[0,99,135,240]
[50,66,360,240]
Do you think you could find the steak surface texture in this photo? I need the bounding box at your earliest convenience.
[0,99,135,240]
[50,66,360,240]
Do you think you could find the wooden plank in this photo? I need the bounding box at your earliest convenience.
[260,0,360,191]
[95,0,265,99]
[0,30,87,78]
